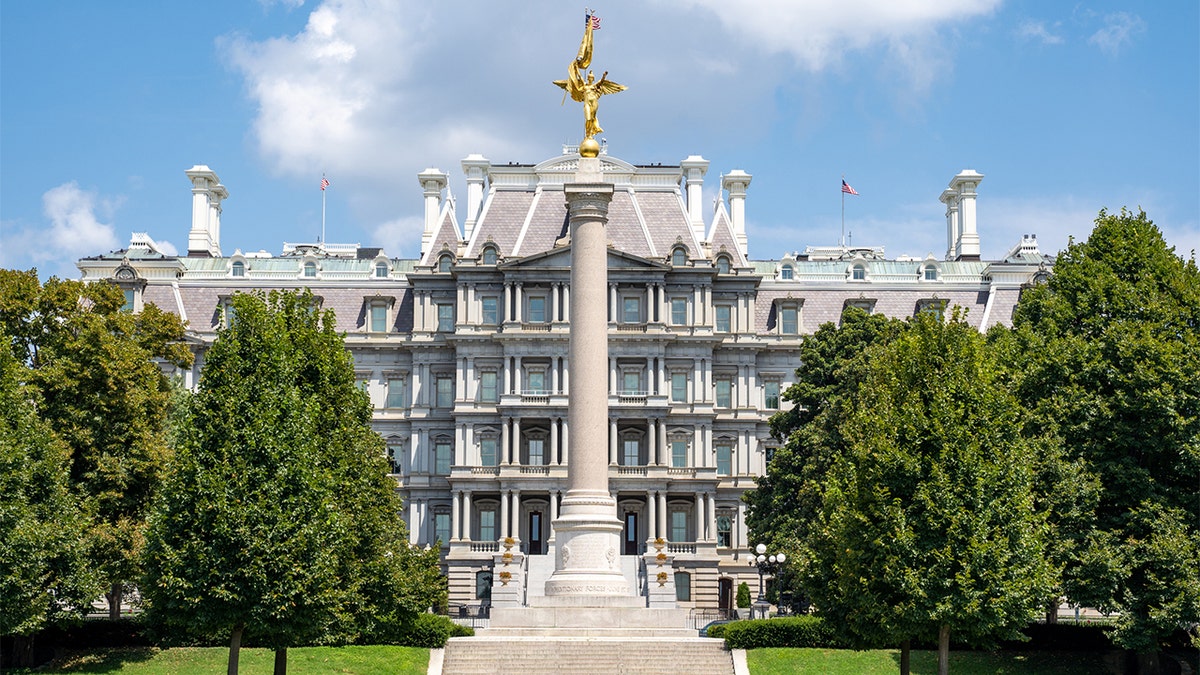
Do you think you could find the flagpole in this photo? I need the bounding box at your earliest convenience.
[321,173,327,246]
[841,174,845,249]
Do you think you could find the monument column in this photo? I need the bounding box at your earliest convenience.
[544,161,629,598]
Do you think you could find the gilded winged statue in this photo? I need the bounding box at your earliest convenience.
[554,10,626,141]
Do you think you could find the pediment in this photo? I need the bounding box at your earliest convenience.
[499,245,668,271]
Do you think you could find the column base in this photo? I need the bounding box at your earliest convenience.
[544,491,629,597]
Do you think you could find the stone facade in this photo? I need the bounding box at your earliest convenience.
[76,149,1053,612]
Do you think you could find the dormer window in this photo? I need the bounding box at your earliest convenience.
[437,254,453,273]
[715,255,731,274]
[781,264,793,280]
[851,264,866,281]
[482,245,499,265]
[375,261,389,278]
[671,247,687,267]
[232,261,245,277]
[303,261,317,278]
[923,265,938,281]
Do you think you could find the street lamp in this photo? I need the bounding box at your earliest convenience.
[748,543,786,618]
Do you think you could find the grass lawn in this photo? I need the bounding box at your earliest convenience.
[5,645,429,675]
[746,648,1119,675]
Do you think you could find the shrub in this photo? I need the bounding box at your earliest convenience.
[723,616,840,650]
[396,613,474,648]
[706,623,729,639]
[736,582,752,609]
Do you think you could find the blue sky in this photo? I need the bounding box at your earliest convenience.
[2,1,1197,279]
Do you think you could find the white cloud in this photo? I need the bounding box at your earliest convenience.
[35,182,120,277]
[1088,12,1146,55]
[370,215,423,258]
[152,237,179,256]
[1016,19,1064,45]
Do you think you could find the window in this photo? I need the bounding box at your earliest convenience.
[478,509,496,542]
[121,289,136,313]
[480,371,498,402]
[221,300,236,328]
[672,247,687,266]
[671,298,687,325]
[924,265,938,281]
[386,378,406,408]
[434,440,452,475]
[670,510,689,542]
[623,439,641,466]
[845,300,874,315]
[528,438,545,466]
[436,375,454,408]
[716,444,733,476]
[916,299,947,320]
[671,440,688,468]
[715,305,731,333]
[528,296,546,323]
[622,371,641,395]
[622,296,641,323]
[438,255,453,273]
[387,444,403,474]
[526,370,546,395]
[480,437,498,466]
[481,297,498,325]
[781,264,793,280]
[370,304,388,333]
[764,381,780,410]
[304,261,317,277]
[851,264,866,280]
[671,372,688,403]
[232,261,245,277]
[375,261,389,278]
[437,304,454,332]
[475,571,492,600]
[675,571,691,602]
[715,379,732,408]
[434,512,451,545]
[717,515,732,548]
[780,306,798,334]
[716,256,731,274]
[482,245,498,265]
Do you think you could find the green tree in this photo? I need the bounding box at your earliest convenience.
[1012,209,1200,673]
[142,290,443,675]
[0,270,192,619]
[0,334,99,667]
[806,314,1053,675]
[744,307,906,597]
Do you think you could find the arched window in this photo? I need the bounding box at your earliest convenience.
[438,254,453,273]
[923,265,938,281]
[715,256,731,274]
[671,247,687,267]
[780,264,793,280]
[375,261,389,278]
[303,261,317,278]
[231,261,245,277]
[482,245,498,265]
[851,264,866,281]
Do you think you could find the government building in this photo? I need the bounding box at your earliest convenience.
[77,147,1052,613]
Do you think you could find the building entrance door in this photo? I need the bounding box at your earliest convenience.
[528,511,543,555]
[623,511,639,555]
[718,578,734,614]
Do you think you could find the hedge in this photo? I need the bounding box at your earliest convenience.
[394,613,474,648]
[722,616,840,650]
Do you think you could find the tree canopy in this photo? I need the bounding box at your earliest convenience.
[142,290,443,675]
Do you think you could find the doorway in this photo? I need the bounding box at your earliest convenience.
[623,511,639,555]
[718,578,734,614]
[528,511,543,555]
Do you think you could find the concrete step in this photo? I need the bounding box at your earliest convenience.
[440,637,734,675]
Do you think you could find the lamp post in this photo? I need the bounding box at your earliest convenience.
[748,543,786,618]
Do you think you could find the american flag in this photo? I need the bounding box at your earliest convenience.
[841,180,858,195]
[321,177,330,191]
[589,13,601,30]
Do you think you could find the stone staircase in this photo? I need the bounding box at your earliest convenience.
[438,636,735,675]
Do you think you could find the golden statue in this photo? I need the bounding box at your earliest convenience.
[554,10,626,156]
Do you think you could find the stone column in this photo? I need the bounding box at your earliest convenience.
[545,167,628,598]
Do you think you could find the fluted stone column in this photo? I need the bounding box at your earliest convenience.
[545,159,629,598]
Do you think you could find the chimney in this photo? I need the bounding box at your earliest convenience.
[680,155,709,243]
[721,169,752,258]
[417,168,449,257]
[186,165,224,257]
[939,187,960,261]
[461,154,490,243]
[950,170,983,261]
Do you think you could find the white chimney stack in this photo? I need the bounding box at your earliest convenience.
[950,170,983,261]
[417,168,449,257]
[186,165,224,257]
[940,187,960,261]
[461,155,490,243]
[680,155,709,243]
[721,169,752,258]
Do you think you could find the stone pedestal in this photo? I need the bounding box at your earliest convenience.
[545,158,629,599]
[643,538,678,609]
[490,538,525,608]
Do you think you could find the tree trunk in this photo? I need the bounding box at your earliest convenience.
[9,635,34,669]
[937,624,950,675]
[1045,600,1059,624]
[899,638,911,675]
[1135,650,1161,675]
[107,582,124,620]
[228,624,244,675]
[274,647,288,675]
